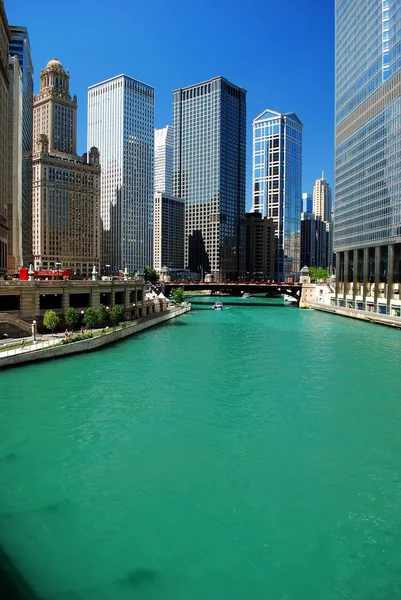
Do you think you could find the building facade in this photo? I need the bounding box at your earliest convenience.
[302,192,312,214]
[0,0,10,276]
[153,192,184,270]
[9,26,34,267]
[335,0,401,315]
[173,76,246,281]
[87,75,154,274]
[251,109,302,281]
[7,55,22,272]
[33,60,100,275]
[33,58,77,155]
[154,125,173,194]
[244,211,275,280]
[313,173,331,222]
[32,136,100,274]
[300,212,328,270]
[312,174,333,271]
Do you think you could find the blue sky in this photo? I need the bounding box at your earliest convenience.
[6,0,334,209]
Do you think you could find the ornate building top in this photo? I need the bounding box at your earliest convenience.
[36,57,76,104]
[34,58,77,154]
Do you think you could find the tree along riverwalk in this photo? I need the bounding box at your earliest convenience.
[0,304,191,370]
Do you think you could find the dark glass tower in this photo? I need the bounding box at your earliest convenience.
[335,0,401,314]
[173,76,246,281]
[9,26,33,267]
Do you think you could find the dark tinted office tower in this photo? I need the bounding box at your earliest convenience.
[244,211,275,280]
[0,0,10,275]
[9,26,34,267]
[173,77,246,281]
[300,213,328,270]
[335,0,401,314]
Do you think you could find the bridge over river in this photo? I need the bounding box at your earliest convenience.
[162,281,302,305]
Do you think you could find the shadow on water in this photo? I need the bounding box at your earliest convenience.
[1,499,74,522]
[118,567,159,588]
[0,544,41,599]
[0,453,19,464]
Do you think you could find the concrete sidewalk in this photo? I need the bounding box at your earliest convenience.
[309,302,401,329]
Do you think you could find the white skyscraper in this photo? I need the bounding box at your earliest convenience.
[311,173,333,271]
[313,173,331,222]
[154,125,173,194]
[87,75,154,273]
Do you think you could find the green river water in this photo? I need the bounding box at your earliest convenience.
[1,299,401,599]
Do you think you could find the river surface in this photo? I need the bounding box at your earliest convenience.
[1,299,401,599]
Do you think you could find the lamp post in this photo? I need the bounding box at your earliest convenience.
[32,320,37,342]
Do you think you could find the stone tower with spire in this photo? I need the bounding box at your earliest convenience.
[31,59,100,276]
[33,58,77,154]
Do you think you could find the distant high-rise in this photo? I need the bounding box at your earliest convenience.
[300,212,328,270]
[33,60,100,274]
[33,58,77,155]
[244,212,275,281]
[312,174,333,270]
[153,192,184,271]
[302,192,312,214]
[9,25,34,267]
[154,126,173,194]
[173,76,246,281]
[7,56,23,272]
[251,109,302,281]
[0,0,10,276]
[335,0,401,313]
[87,75,154,273]
[313,174,331,222]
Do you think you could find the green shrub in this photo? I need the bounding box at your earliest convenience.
[60,332,93,345]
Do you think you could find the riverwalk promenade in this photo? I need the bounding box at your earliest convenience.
[0,304,191,369]
[309,302,401,328]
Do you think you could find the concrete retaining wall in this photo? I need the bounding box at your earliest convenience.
[309,302,401,329]
[0,305,191,370]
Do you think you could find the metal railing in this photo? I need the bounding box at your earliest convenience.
[1,278,145,286]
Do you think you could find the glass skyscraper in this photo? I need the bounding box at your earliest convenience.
[335,0,401,314]
[173,76,246,280]
[251,109,302,281]
[87,75,154,273]
[9,26,33,267]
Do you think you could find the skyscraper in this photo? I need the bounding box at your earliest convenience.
[335,0,401,314]
[313,173,333,270]
[7,56,22,272]
[153,192,184,271]
[33,58,77,155]
[302,192,312,214]
[87,75,154,273]
[154,125,173,194]
[313,173,331,223]
[251,109,302,281]
[33,59,100,274]
[9,25,34,267]
[244,212,275,281]
[173,76,246,281]
[0,0,10,276]
[300,212,328,270]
